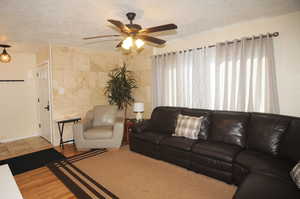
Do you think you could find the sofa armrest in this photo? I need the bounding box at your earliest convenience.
[73,118,93,139]
[81,118,93,131]
[73,122,84,141]
[132,119,152,133]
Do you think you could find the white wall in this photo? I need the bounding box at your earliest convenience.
[0,52,38,141]
[155,11,300,117]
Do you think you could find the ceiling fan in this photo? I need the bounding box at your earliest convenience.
[83,12,178,50]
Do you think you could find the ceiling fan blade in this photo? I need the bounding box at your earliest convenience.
[108,19,130,33]
[83,35,120,40]
[139,24,177,34]
[116,41,123,48]
[138,35,166,45]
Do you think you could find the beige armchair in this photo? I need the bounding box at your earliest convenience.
[73,105,124,150]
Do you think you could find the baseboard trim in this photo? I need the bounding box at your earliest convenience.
[0,133,41,143]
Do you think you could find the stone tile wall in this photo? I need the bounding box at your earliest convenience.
[51,45,153,122]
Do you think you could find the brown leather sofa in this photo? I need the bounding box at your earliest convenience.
[129,106,300,199]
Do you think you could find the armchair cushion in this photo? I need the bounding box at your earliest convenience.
[84,126,113,140]
[93,105,118,126]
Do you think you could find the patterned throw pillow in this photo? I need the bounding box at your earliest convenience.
[173,114,204,140]
[290,161,300,189]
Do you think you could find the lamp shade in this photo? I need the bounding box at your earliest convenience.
[133,102,144,112]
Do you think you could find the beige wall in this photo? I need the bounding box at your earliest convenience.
[36,46,50,64]
[50,45,152,145]
[125,48,153,118]
[0,52,38,141]
[155,11,300,117]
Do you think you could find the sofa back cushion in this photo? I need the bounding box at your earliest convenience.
[247,113,290,156]
[209,111,249,147]
[181,108,211,140]
[280,118,300,162]
[150,107,181,134]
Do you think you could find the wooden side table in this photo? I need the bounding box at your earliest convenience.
[123,119,136,145]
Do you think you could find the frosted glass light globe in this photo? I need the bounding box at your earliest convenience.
[0,49,11,63]
[121,37,133,50]
[135,39,144,49]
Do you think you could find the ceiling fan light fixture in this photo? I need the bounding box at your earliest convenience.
[84,13,178,50]
[135,39,144,49]
[0,45,12,63]
[121,37,133,50]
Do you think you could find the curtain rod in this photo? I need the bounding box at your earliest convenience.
[154,32,279,57]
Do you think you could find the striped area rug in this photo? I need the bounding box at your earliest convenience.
[48,149,118,199]
[48,147,236,199]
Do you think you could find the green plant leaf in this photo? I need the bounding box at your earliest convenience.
[104,63,138,110]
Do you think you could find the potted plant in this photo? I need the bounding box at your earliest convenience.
[104,63,137,116]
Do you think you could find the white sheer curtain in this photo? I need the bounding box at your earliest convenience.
[152,34,279,113]
[152,47,215,108]
[214,34,279,113]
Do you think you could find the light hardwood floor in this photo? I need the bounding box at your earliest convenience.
[0,136,52,161]
[14,144,82,199]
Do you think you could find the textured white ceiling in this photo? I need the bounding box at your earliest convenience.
[0,0,300,50]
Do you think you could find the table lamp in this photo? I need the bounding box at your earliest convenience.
[133,102,144,122]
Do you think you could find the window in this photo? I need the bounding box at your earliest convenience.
[152,35,279,113]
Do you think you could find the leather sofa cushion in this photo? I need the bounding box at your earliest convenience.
[84,126,113,139]
[130,134,161,159]
[150,107,181,134]
[280,118,300,162]
[192,141,242,163]
[247,113,290,156]
[131,131,169,144]
[181,108,211,140]
[209,111,249,147]
[132,119,152,134]
[191,152,233,173]
[160,136,198,151]
[233,173,300,199]
[235,150,295,180]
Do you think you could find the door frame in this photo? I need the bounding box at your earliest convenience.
[34,61,54,144]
